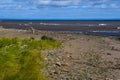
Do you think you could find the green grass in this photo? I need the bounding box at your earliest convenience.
[0,37,60,80]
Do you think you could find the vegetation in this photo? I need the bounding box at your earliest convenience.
[41,36,56,41]
[0,37,60,80]
[116,37,120,41]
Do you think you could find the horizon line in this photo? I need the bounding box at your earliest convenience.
[1,19,120,21]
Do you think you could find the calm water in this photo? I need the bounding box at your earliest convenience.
[0,20,120,37]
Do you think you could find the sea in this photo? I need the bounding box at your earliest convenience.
[0,20,120,37]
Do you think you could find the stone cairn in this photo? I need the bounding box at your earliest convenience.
[28,27,38,35]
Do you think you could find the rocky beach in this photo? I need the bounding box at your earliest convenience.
[0,28,120,80]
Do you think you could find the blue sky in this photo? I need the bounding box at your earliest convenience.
[0,0,120,20]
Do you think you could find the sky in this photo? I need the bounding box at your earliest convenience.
[0,0,120,20]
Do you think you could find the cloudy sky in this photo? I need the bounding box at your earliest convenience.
[0,0,120,20]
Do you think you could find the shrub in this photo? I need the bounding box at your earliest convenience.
[116,37,120,41]
[41,36,56,41]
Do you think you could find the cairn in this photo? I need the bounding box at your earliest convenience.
[28,27,38,35]
[117,27,120,30]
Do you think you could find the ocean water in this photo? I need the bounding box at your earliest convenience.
[0,20,120,37]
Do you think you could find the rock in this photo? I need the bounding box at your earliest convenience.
[107,53,111,55]
[66,54,72,58]
[62,69,69,73]
[49,73,53,75]
[56,62,61,66]
[56,58,60,61]
[56,62,68,67]
[44,58,48,61]
[61,63,69,67]
[106,78,113,80]
[53,70,61,74]
[47,78,55,80]
[111,46,115,50]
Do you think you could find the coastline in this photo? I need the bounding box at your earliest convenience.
[0,20,120,37]
[0,28,120,79]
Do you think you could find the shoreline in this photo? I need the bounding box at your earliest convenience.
[0,27,120,38]
[0,28,120,79]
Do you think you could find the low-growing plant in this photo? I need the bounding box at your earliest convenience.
[0,38,19,48]
[0,37,60,80]
[116,37,120,41]
[41,35,56,41]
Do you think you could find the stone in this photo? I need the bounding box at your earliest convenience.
[44,58,48,61]
[66,54,72,58]
[47,78,55,80]
[56,62,61,66]
[61,63,69,67]
[53,70,61,74]
[107,53,111,55]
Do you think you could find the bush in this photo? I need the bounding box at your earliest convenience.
[116,37,120,41]
[41,36,56,41]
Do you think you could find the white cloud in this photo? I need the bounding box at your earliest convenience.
[35,0,81,6]
[0,0,119,9]
[35,0,120,8]
[36,0,51,5]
